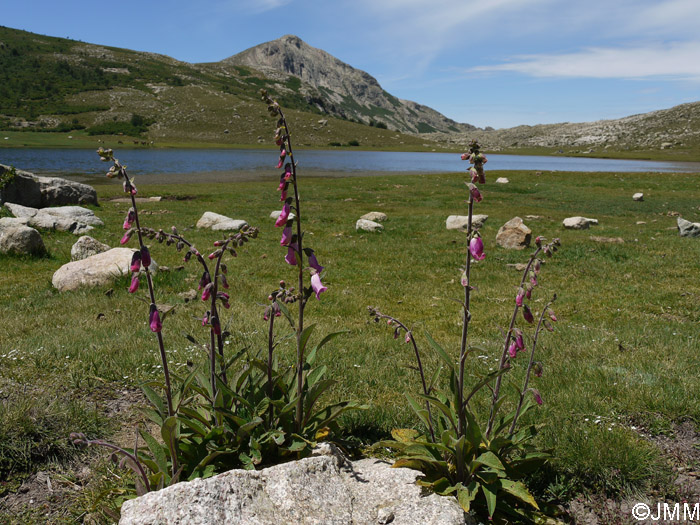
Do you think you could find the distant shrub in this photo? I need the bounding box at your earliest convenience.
[375,121,388,129]
[347,139,360,147]
[86,122,144,136]
[328,141,342,147]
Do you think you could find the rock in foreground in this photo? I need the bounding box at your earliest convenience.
[197,212,248,231]
[677,217,700,237]
[71,236,111,261]
[119,445,469,525]
[356,219,384,232]
[563,216,598,230]
[0,164,98,207]
[446,215,488,231]
[632,192,644,201]
[4,202,103,235]
[360,211,388,222]
[52,248,157,292]
[496,217,531,249]
[0,218,46,255]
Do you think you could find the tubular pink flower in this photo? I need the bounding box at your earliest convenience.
[469,237,485,260]
[280,225,292,246]
[275,202,291,227]
[280,189,287,201]
[283,163,292,181]
[405,333,411,344]
[508,342,517,358]
[531,389,543,405]
[202,282,213,301]
[461,153,469,161]
[198,271,211,290]
[285,243,298,266]
[140,246,151,268]
[123,209,135,230]
[149,304,162,333]
[516,289,524,307]
[468,183,482,203]
[130,251,142,272]
[202,312,209,326]
[310,273,327,300]
[308,252,324,273]
[469,167,478,183]
[526,287,532,299]
[123,181,137,195]
[277,179,287,191]
[120,231,132,245]
[211,315,221,335]
[523,305,534,324]
[549,309,557,322]
[515,333,525,350]
[128,275,139,293]
[276,159,284,169]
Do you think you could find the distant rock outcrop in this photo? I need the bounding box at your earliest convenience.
[0,164,98,207]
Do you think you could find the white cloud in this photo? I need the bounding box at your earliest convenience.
[470,41,700,80]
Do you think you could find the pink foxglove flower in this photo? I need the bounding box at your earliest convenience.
[469,237,485,260]
[470,167,479,183]
[201,282,213,301]
[211,315,221,335]
[280,224,292,246]
[460,153,469,161]
[531,389,543,405]
[508,342,517,358]
[515,333,525,351]
[308,252,324,273]
[123,209,135,230]
[198,271,211,290]
[123,181,137,195]
[130,251,142,272]
[523,305,534,324]
[405,333,411,344]
[285,243,298,266]
[149,304,162,333]
[275,202,291,227]
[283,163,293,181]
[141,246,151,268]
[202,312,209,326]
[120,230,132,245]
[516,289,524,307]
[280,189,287,201]
[526,287,532,299]
[468,183,482,203]
[310,273,327,300]
[128,275,139,293]
[548,309,557,322]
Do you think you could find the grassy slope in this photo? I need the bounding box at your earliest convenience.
[1,165,699,520]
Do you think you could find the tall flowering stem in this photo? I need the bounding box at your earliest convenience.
[262,91,328,433]
[98,148,174,419]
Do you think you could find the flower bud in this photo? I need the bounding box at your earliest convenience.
[149,304,162,333]
[211,315,221,335]
[128,275,139,293]
[130,251,142,272]
[140,246,151,268]
[523,305,534,324]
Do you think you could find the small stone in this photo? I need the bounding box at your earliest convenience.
[677,217,700,237]
[356,219,384,232]
[446,215,488,231]
[495,177,509,184]
[496,217,531,250]
[270,210,296,221]
[633,193,644,201]
[636,221,646,225]
[525,215,543,220]
[506,263,528,271]
[590,236,624,244]
[196,212,247,231]
[563,216,598,230]
[71,236,110,261]
[178,290,198,303]
[360,212,387,222]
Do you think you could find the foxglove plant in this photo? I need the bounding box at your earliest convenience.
[371,140,562,521]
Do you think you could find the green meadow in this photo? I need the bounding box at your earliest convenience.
[1,167,699,521]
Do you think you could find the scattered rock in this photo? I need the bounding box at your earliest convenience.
[70,236,110,261]
[507,263,528,271]
[196,212,248,231]
[661,142,673,149]
[677,217,700,237]
[525,215,543,220]
[0,220,45,255]
[590,236,624,244]
[633,193,644,202]
[119,445,469,525]
[0,164,98,207]
[636,221,647,225]
[52,248,158,292]
[563,216,598,230]
[178,290,198,303]
[496,217,531,249]
[446,215,488,231]
[356,219,384,232]
[110,196,162,203]
[4,202,103,234]
[494,177,509,184]
[269,210,296,221]
[360,211,388,222]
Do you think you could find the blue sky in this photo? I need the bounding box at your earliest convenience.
[3,0,699,128]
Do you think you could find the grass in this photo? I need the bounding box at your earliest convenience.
[1,166,699,520]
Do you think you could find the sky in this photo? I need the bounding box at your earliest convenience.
[2,0,699,129]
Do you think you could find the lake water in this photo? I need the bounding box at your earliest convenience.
[1,148,699,180]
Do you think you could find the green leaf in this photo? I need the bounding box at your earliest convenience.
[307,331,347,365]
[287,439,308,452]
[299,324,316,355]
[139,430,169,481]
[161,416,179,463]
[457,481,479,512]
[306,365,327,388]
[501,479,539,509]
[424,331,455,370]
[405,393,433,431]
[391,429,421,443]
[474,451,505,471]
[141,384,166,417]
[464,411,485,450]
[276,301,295,329]
[418,394,457,432]
[481,480,501,518]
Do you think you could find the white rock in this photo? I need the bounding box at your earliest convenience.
[71,236,111,261]
[269,210,296,221]
[4,202,103,235]
[495,177,509,184]
[360,211,388,222]
[0,164,98,207]
[633,192,644,201]
[356,219,384,232]
[52,248,157,292]
[677,217,700,237]
[563,216,599,230]
[197,212,248,231]
[496,217,531,249]
[446,215,488,231]
[119,445,470,525]
[0,222,45,255]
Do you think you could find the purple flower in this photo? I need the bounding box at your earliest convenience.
[211,315,221,335]
[123,181,137,195]
[280,189,287,201]
[275,202,291,227]
[128,275,139,293]
[468,183,482,203]
[461,153,469,161]
[202,282,213,301]
[549,309,558,322]
[310,273,327,300]
[120,230,132,245]
[469,237,485,261]
[202,312,209,326]
[526,287,532,300]
[308,252,324,273]
[130,251,142,272]
[523,305,534,324]
[283,163,292,181]
[198,271,211,290]
[516,288,524,307]
[149,304,162,333]
[123,209,135,230]
[531,389,543,405]
[140,246,151,268]
[515,333,525,351]
[280,224,292,246]
[285,243,298,266]
[508,342,517,358]
[469,167,479,184]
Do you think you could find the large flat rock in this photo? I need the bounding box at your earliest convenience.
[52,248,157,292]
[0,164,97,207]
[4,202,103,235]
[0,219,45,256]
[446,214,488,231]
[197,212,248,231]
[120,446,470,525]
